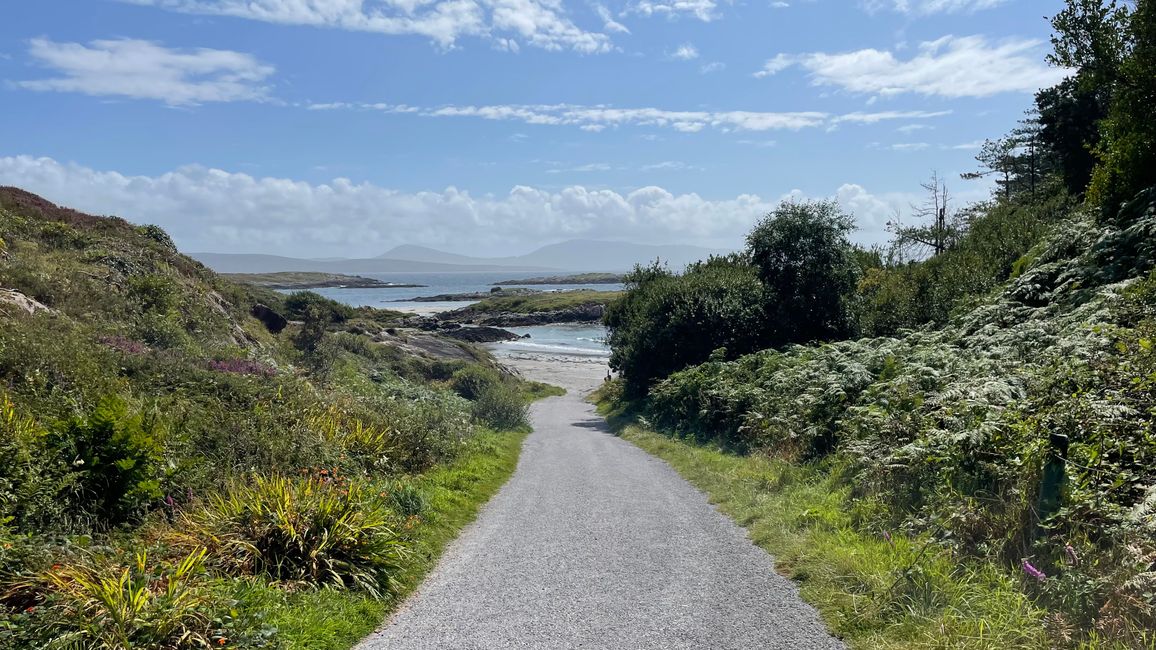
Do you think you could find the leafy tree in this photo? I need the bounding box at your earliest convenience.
[1089,0,1156,217]
[1036,78,1104,197]
[605,256,766,396]
[747,200,858,345]
[1035,0,1134,199]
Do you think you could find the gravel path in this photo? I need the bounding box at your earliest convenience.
[357,354,843,650]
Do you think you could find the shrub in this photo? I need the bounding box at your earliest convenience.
[746,199,858,344]
[38,549,216,650]
[605,256,766,396]
[470,384,529,430]
[174,474,408,597]
[449,365,502,401]
[47,398,167,526]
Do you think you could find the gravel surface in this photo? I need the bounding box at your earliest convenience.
[357,353,843,650]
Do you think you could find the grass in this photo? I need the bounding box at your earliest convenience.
[269,427,528,649]
[594,390,1051,650]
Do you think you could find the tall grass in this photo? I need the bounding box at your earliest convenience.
[172,474,407,598]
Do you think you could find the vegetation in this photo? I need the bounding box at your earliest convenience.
[448,289,621,315]
[600,2,1156,645]
[0,187,545,648]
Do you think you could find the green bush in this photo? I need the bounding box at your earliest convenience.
[605,255,765,396]
[34,549,218,650]
[449,365,502,401]
[470,384,529,430]
[174,474,407,597]
[48,398,167,526]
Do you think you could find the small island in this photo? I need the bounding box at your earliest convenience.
[437,289,622,326]
[404,287,537,302]
[493,272,624,286]
[225,272,425,290]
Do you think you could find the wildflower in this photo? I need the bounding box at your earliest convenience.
[1064,544,1080,566]
[25,606,36,613]
[218,638,227,646]
[882,530,894,547]
[164,495,175,508]
[1022,559,1047,582]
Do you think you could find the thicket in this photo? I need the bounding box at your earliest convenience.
[0,187,538,648]
[604,1,1156,644]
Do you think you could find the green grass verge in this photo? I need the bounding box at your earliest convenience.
[269,428,528,649]
[595,394,1049,649]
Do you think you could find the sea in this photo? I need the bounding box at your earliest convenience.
[302,272,616,357]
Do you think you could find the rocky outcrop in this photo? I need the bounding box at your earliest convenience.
[251,303,288,333]
[0,288,53,316]
[442,326,523,343]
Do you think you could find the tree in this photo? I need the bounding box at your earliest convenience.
[604,257,765,396]
[1089,0,1156,218]
[746,200,858,345]
[1035,0,1132,198]
[888,172,963,260]
[964,114,1056,202]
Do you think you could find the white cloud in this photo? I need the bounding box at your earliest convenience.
[545,162,614,173]
[17,38,273,105]
[753,53,795,77]
[949,140,984,150]
[889,142,930,151]
[594,4,631,33]
[896,123,932,134]
[861,0,1007,15]
[639,160,702,171]
[773,35,1071,98]
[699,61,725,74]
[0,155,911,255]
[670,43,699,60]
[624,0,717,21]
[126,0,612,53]
[770,1,789,8]
[306,101,950,133]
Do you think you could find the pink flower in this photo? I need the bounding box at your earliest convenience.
[1022,559,1047,582]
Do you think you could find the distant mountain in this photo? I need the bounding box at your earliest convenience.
[190,253,553,274]
[380,239,729,272]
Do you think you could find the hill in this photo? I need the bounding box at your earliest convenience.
[191,251,552,274]
[0,187,552,649]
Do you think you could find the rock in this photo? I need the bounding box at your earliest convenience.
[0,288,53,316]
[442,326,522,343]
[251,303,288,333]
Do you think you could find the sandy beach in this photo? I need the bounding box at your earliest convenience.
[486,346,611,395]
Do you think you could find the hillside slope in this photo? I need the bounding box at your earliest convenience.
[0,187,542,649]
[619,189,1156,646]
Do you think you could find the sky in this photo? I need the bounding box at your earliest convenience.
[0,0,1071,258]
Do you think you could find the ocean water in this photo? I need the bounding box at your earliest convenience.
[309,272,614,356]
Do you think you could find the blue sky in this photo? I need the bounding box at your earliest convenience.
[0,0,1069,257]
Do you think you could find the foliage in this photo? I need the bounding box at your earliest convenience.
[746,200,858,345]
[605,256,765,396]
[470,383,529,430]
[447,289,621,317]
[1087,0,1156,218]
[49,399,168,526]
[624,192,1156,644]
[449,365,503,401]
[0,187,543,648]
[173,474,408,598]
[37,549,217,650]
[607,421,1050,649]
